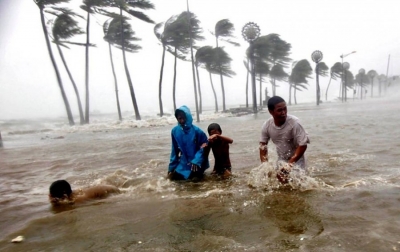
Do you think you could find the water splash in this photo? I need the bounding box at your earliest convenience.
[247,161,324,192]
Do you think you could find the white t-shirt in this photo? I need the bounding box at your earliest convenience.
[260,114,310,168]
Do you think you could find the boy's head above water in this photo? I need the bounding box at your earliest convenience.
[49,180,72,199]
[207,123,222,135]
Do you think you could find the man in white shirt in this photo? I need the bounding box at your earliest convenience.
[259,96,310,182]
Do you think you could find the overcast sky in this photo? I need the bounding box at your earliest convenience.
[1,0,399,120]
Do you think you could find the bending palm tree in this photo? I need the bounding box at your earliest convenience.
[103,17,122,121]
[212,19,239,111]
[51,9,86,125]
[104,0,155,120]
[81,0,108,124]
[33,0,74,126]
[325,62,341,101]
[289,60,312,105]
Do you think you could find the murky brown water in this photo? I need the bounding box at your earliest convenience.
[1,97,400,251]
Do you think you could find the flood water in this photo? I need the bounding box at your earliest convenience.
[1,97,400,251]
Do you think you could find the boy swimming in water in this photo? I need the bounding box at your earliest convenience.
[49,180,120,205]
[203,123,233,179]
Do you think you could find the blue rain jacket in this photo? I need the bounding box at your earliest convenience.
[168,106,209,179]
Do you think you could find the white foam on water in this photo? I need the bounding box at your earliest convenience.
[247,161,327,192]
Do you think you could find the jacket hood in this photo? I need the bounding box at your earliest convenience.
[175,105,193,129]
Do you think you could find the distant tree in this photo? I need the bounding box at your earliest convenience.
[325,62,342,101]
[33,0,74,126]
[50,9,86,125]
[195,46,214,113]
[101,0,155,120]
[166,11,203,111]
[315,61,329,104]
[269,64,288,98]
[154,16,177,116]
[264,34,291,96]
[355,71,370,100]
[289,59,312,104]
[212,19,239,111]
[103,17,122,121]
[81,0,108,124]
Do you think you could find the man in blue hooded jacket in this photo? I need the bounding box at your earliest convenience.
[168,105,209,180]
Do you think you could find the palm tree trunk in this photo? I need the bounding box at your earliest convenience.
[294,85,297,105]
[220,72,226,111]
[370,79,373,98]
[56,43,84,124]
[108,43,122,121]
[246,61,249,108]
[288,82,292,105]
[158,46,166,117]
[84,11,90,124]
[325,76,332,101]
[40,8,74,126]
[172,47,177,111]
[120,8,140,120]
[259,74,262,107]
[195,64,202,114]
[209,72,218,112]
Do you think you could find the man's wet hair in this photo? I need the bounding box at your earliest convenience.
[267,96,285,111]
[207,123,222,135]
[49,180,72,198]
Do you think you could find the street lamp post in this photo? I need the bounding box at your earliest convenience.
[340,51,356,102]
[242,22,260,114]
[311,50,323,106]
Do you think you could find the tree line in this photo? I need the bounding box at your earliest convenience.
[33,0,390,125]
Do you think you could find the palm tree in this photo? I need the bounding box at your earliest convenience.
[50,9,86,125]
[166,11,203,111]
[243,59,250,108]
[289,59,312,105]
[196,46,234,112]
[81,0,108,124]
[269,64,288,97]
[264,34,291,96]
[33,0,74,126]
[355,70,369,100]
[212,19,239,112]
[195,46,214,113]
[325,62,342,101]
[101,0,155,120]
[103,17,122,121]
[154,16,180,116]
[315,62,329,104]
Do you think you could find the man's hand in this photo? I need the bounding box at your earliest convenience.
[259,143,268,163]
[191,164,199,172]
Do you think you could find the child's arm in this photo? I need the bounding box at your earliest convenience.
[209,134,233,144]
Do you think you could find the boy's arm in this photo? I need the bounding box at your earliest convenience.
[191,130,208,167]
[210,134,233,144]
[76,185,120,203]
